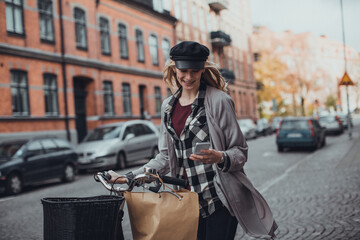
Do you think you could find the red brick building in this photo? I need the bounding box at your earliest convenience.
[0,0,257,143]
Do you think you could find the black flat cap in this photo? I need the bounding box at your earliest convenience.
[170,41,209,69]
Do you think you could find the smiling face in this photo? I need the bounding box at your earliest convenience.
[174,67,205,92]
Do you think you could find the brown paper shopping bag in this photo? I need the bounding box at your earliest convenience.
[124,189,199,240]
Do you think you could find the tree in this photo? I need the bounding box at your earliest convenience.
[254,53,291,117]
[325,95,337,110]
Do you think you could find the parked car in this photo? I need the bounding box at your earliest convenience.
[76,120,159,171]
[0,137,78,195]
[256,118,273,136]
[271,117,283,133]
[238,119,257,140]
[336,112,353,129]
[318,115,344,135]
[276,117,326,152]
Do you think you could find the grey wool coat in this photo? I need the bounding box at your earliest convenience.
[133,85,278,239]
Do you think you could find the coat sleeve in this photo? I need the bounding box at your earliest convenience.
[210,91,248,173]
[132,99,171,176]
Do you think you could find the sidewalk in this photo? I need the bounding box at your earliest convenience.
[236,125,360,240]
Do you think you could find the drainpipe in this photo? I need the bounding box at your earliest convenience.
[58,0,71,141]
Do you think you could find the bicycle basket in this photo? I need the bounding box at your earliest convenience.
[41,195,124,240]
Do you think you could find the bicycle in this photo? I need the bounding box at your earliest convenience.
[41,167,189,240]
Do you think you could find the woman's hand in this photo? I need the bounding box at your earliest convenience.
[108,170,128,184]
[189,149,222,164]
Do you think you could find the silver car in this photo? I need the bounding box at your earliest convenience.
[238,119,257,140]
[76,120,159,171]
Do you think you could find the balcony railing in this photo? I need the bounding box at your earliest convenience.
[207,0,229,12]
[210,31,231,47]
[220,69,235,84]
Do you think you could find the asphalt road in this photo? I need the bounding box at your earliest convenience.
[0,122,359,240]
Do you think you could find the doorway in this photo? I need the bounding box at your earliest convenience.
[139,85,146,119]
[73,78,89,143]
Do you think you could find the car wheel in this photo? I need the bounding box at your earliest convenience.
[117,152,127,170]
[321,137,326,147]
[6,173,22,195]
[62,164,75,182]
[277,146,283,152]
[152,147,159,158]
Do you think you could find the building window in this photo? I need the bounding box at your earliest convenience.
[103,81,114,115]
[154,87,162,114]
[153,0,163,13]
[38,0,54,42]
[149,34,159,66]
[5,0,24,35]
[11,70,29,115]
[100,17,111,55]
[118,23,128,59]
[192,5,197,28]
[74,7,87,50]
[122,83,132,115]
[174,0,180,19]
[162,38,170,62]
[43,74,59,115]
[181,0,188,23]
[136,29,145,62]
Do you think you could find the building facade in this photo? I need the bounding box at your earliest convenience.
[0,0,257,143]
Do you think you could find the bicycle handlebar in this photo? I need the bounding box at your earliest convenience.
[94,168,189,194]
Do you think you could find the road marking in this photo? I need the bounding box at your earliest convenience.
[0,197,14,202]
[262,152,273,157]
[258,153,314,194]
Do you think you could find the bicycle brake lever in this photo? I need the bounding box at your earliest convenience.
[148,178,162,193]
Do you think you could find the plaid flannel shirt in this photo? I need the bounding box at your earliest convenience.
[163,83,223,218]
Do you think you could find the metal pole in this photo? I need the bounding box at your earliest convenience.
[340,0,352,140]
[59,0,71,141]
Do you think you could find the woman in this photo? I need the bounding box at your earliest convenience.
[109,41,277,239]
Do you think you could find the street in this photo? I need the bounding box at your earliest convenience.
[0,124,359,240]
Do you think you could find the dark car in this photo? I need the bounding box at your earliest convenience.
[336,113,353,129]
[318,115,344,135]
[0,137,78,195]
[276,117,326,152]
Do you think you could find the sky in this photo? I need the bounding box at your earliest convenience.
[249,0,360,52]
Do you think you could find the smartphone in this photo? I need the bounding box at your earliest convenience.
[194,142,211,155]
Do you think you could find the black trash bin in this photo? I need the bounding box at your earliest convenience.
[41,195,124,240]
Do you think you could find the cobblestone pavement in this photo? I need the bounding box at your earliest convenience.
[235,130,360,239]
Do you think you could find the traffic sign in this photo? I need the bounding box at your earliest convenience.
[339,72,355,86]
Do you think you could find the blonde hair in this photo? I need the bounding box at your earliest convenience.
[163,60,228,93]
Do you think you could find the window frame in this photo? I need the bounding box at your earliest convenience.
[38,0,55,43]
[11,70,30,116]
[154,87,162,114]
[5,0,25,36]
[99,17,111,55]
[103,81,115,116]
[118,23,129,59]
[74,7,88,50]
[149,34,159,66]
[135,29,145,63]
[122,83,132,116]
[161,38,170,63]
[43,73,59,116]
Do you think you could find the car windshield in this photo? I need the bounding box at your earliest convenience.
[84,125,123,142]
[319,116,334,123]
[0,142,26,158]
[280,120,309,130]
[239,119,252,127]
